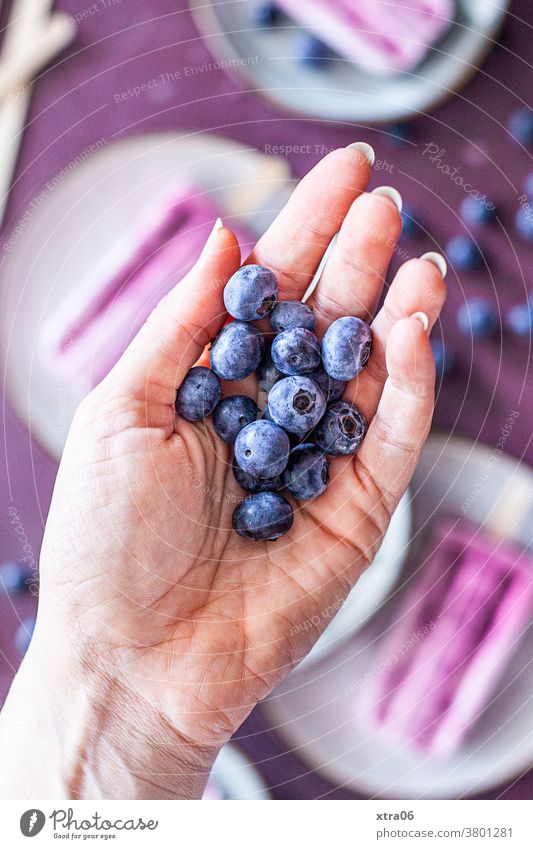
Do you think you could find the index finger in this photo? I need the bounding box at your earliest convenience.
[245,143,374,301]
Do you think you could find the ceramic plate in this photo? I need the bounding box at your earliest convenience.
[204,743,271,799]
[188,0,508,123]
[0,132,292,460]
[264,433,533,798]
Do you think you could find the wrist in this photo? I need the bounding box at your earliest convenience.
[0,628,217,799]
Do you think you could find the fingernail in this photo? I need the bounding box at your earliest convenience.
[371,186,403,213]
[201,217,224,255]
[420,251,447,279]
[209,217,224,243]
[346,141,375,166]
[411,311,430,333]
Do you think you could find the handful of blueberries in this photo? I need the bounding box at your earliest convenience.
[176,265,372,542]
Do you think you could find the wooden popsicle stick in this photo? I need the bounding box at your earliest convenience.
[0,14,75,105]
[0,0,65,226]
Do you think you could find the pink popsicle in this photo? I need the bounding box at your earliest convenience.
[41,182,252,393]
[276,0,454,75]
[359,520,533,758]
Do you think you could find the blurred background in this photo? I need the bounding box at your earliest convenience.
[0,0,532,800]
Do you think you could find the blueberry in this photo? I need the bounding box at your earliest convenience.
[315,400,367,456]
[457,299,498,339]
[213,395,258,443]
[294,32,330,69]
[446,235,483,270]
[210,321,265,380]
[223,265,278,321]
[15,616,35,656]
[233,459,284,493]
[232,492,293,541]
[271,327,321,375]
[386,122,409,146]
[234,419,290,478]
[400,207,423,241]
[431,338,455,379]
[310,365,346,402]
[252,1,280,26]
[175,366,220,422]
[256,348,282,392]
[270,300,316,333]
[524,173,533,198]
[321,316,372,381]
[515,205,533,243]
[268,375,326,434]
[284,444,329,500]
[460,196,496,226]
[506,301,532,336]
[0,561,27,595]
[508,108,533,147]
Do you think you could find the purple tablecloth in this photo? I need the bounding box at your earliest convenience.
[0,0,532,799]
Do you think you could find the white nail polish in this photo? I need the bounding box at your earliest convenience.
[371,186,403,213]
[201,217,223,255]
[411,311,430,333]
[420,251,447,279]
[346,141,375,166]
[209,217,224,242]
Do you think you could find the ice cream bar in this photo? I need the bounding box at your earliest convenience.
[40,182,253,393]
[358,520,533,758]
[276,0,454,75]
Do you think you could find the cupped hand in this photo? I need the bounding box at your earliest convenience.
[34,147,445,788]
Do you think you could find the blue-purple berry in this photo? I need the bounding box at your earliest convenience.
[234,419,290,478]
[268,375,326,435]
[506,300,532,336]
[15,616,35,656]
[270,300,316,333]
[294,32,330,69]
[252,1,280,27]
[213,395,258,443]
[223,265,278,321]
[310,365,346,402]
[400,207,423,241]
[446,235,483,270]
[175,366,220,422]
[431,338,455,379]
[271,327,321,375]
[284,444,329,500]
[460,196,496,226]
[232,492,293,541]
[210,321,265,381]
[233,459,284,493]
[0,561,28,595]
[257,348,282,392]
[315,400,367,456]
[508,108,533,147]
[457,299,498,339]
[386,122,409,146]
[515,205,533,243]
[321,316,372,381]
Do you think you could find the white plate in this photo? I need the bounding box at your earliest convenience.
[264,434,533,798]
[0,132,292,460]
[188,0,508,123]
[204,743,271,799]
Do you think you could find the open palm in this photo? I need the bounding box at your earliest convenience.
[39,147,446,758]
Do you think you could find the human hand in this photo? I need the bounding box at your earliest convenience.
[0,146,446,799]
